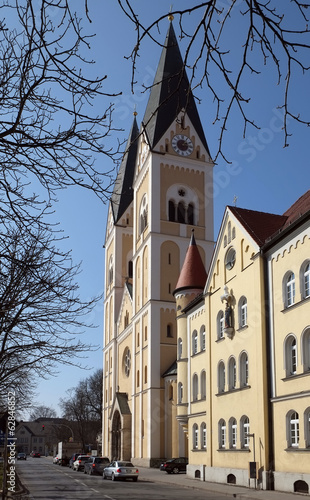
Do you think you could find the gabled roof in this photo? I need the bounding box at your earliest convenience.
[228,206,287,247]
[173,230,207,294]
[142,22,210,155]
[110,117,139,223]
[228,190,310,247]
[162,360,177,378]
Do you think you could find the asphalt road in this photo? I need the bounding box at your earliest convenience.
[16,457,230,500]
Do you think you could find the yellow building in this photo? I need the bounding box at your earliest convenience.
[102,22,214,466]
[175,192,310,493]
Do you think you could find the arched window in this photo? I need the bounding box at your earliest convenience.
[201,370,206,399]
[201,422,207,449]
[228,221,232,243]
[303,262,310,298]
[167,324,173,338]
[178,382,183,403]
[287,411,299,448]
[188,203,194,225]
[192,374,198,401]
[286,272,295,307]
[217,311,224,340]
[192,330,198,355]
[241,416,250,448]
[304,408,310,447]
[144,365,148,384]
[219,419,226,449]
[128,260,133,278]
[302,328,310,372]
[178,338,183,360]
[108,255,113,285]
[239,297,248,328]
[285,335,297,376]
[193,423,199,449]
[200,326,206,351]
[228,357,236,390]
[218,361,225,393]
[168,200,176,222]
[240,351,249,387]
[229,418,237,448]
[136,370,140,387]
[177,201,186,223]
[139,194,148,234]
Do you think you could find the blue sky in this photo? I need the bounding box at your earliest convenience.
[27,0,309,417]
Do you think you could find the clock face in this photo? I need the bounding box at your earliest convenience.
[172,134,194,156]
[225,247,236,270]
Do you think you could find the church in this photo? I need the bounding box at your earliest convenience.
[102,20,215,465]
[102,19,310,494]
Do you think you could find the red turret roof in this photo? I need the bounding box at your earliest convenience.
[174,231,207,294]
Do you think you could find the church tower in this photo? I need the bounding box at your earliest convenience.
[102,20,214,466]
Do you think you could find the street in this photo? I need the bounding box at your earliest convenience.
[16,457,229,500]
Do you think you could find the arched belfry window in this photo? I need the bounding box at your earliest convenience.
[177,201,186,223]
[166,185,198,226]
[140,194,148,234]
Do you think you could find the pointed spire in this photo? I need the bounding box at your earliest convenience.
[110,116,139,223]
[173,230,208,294]
[142,22,210,155]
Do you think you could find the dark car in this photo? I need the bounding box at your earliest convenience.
[84,456,110,476]
[33,452,41,458]
[17,453,27,460]
[160,457,188,474]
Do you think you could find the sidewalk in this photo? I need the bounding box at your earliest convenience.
[138,467,305,500]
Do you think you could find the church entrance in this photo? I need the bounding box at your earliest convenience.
[111,410,121,460]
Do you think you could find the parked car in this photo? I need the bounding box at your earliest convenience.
[72,455,90,471]
[69,453,80,468]
[58,456,69,466]
[103,461,139,481]
[159,457,188,474]
[84,456,110,476]
[32,452,41,458]
[17,453,27,460]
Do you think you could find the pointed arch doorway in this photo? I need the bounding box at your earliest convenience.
[109,392,132,461]
[111,411,121,460]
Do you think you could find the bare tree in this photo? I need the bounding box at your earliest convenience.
[0,0,122,231]
[29,405,57,420]
[0,224,100,405]
[60,369,103,450]
[118,0,310,161]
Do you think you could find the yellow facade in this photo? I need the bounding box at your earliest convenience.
[176,200,310,493]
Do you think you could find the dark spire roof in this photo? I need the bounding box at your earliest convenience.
[142,22,210,155]
[110,117,139,223]
[174,230,207,294]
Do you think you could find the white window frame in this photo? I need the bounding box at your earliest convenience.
[192,330,198,355]
[192,373,198,401]
[201,422,207,449]
[240,351,249,387]
[193,423,199,449]
[219,419,226,449]
[286,272,295,307]
[288,411,299,448]
[228,357,236,390]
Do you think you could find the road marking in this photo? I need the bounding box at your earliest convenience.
[91,488,100,493]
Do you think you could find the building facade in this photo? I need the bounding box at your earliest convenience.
[102,22,214,465]
[101,18,310,494]
[176,192,310,493]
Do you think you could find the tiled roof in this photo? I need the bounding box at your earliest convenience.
[162,361,177,378]
[174,231,207,293]
[228,206,287,246]
[228,190,310,247]
[283,189,310,227]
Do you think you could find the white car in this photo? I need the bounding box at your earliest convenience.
[72,455,90,471]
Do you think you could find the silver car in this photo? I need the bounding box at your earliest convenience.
[103,460,139,481]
